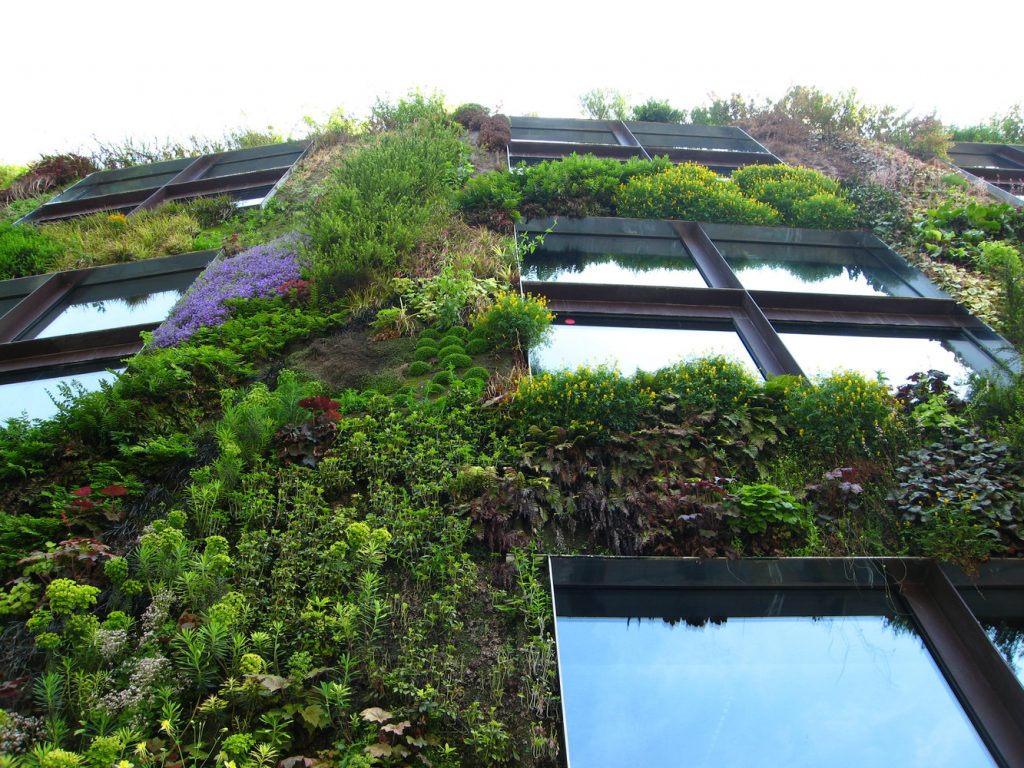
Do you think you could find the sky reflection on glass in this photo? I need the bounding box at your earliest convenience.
[719,242,910,296]
[0,368,123,423]
[532,324,759,376]
[522,252,708,288]
[34,289,184,339]
[557,615,995,768]
[981,621,1024,688]
[778,331,972,390]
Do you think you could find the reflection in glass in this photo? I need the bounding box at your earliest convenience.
[34,289,184,339]
[778,330,972,390]
[0,368,123,423]
[522,251,708,288]
[717,241,914,296]
[557,614,995,767]
[532,323,759,376]
[982,621,1024,687]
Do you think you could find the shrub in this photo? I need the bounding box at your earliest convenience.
[444,325,468,339]
[452,103,489,129]
[418,328,441,341]
[426,382,447,397]
[439,335,466,348]
[457,171,522,228]
[370,90,450,132]
[0,220,64,279]
[472,291,553,351]
[616,163,781,225]
[438,344,465,359]
[773,372,907,459]
[731,165,856,228]
[478,114,512,151]
[463,366,489,381]
[407,360,431,376]
[414,345,439,361]
[512,366,656,437]
[183,194,238,228]
[466,337,490,355]
[637,356,762,414]
[151,235,306,347]
[521,154,670,218]
[432,371,453,386]
[443,353,473,370]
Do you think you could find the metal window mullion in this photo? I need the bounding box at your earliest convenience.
[130,153,219,215]
[0,271,83,343]
[899,562,1024,767]
[609,121,651,161]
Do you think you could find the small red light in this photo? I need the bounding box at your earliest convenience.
[564,318,576,325]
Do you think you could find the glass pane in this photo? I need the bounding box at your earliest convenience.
[718,241,915,296]
[0,368,123,423]
[532,322,759,375]
[34,289,184,339]
[981,621,1024,687]
[557,614,995,767]
[522,251,707,288]
[777,330,972,390]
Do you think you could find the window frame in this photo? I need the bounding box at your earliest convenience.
[518,216,1020,380]
[550,555,1024,768]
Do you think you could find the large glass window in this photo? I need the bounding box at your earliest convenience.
[558,608,994,767]
[0,366,122,423]
[532,319,759,376]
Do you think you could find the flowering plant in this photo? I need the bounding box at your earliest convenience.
[151,235,307,348]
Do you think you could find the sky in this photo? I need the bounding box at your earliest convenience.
[3,0,1022,165]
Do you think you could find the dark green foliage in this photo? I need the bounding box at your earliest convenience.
[413,345,438,362]
[443,325,468,339]
[891,431,1024,560]
[407,361,430,377]
[0,220,64,279]
[418,328,440,341]
[432,370,453,386]
[443,353,473,370]
[631,99,686,123]
[951,104,1024,144]
[466,337,490,355]
[437,344,465,359]
[472,291,552,351]
[463,366,489,382]
[916,201,1024,265]
[842,179,912,246]
[457,171,522,230]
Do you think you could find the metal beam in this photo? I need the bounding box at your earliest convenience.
[0,271,83,343]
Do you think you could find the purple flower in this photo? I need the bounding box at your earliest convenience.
[151,235,307,348]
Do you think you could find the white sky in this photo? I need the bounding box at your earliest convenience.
[3,0,1022,165]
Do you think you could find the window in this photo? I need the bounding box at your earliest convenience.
[551,557,1024,767]
[17,141,311,224]
[508,117,779,173]
[948,142,1024,204]
[519,217,1020,383]
[0,249,216,421]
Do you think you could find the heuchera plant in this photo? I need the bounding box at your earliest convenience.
[151,235,307,348]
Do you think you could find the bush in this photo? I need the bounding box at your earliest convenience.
[463,366,489,381]
[438,344,465,359]
[478,114,512,151]
[466,337,491,355]
[637,357,762,414]
[731,483,806,535]
[731,165,856,228]
[439,334,466,348]
[418,328,440,341]
[444,325,468,339]
[0,220,64,279]
[414,345,439,361]
[512,366,655,437]
[453,103,489,129]
[616,163,781,225]
[772,372,907,459]
[432,370,453,386]
[370,90,450,132]
[407,360,431,376]
[458,172,522,228]
[443,353,473,370]
[472,291,553,351]
[521,154,670,218]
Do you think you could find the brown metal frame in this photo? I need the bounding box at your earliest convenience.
[18,141,312,225]
[507,118,780,172]
[550,556,1024,767]
[0,250,217,379]
[517,216,1020,380]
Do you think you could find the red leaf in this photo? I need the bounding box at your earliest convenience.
[99,484,128,497]
[71,486,93,497]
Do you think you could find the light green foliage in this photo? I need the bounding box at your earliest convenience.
[951,104,1024,144]
[615,163,781,225]
[44,579,99,615]
[397,265,499,330]
[731,165,857,228]
[37,748,83,768]
[0,164,25,188]
[0,220,65,280]
[43,209,200,269]
[0,581,39,617]
[732,483,806,534]
[637,356,762,414]
[472,291,552,351]
[631,98,685,123]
